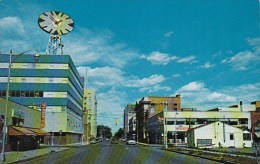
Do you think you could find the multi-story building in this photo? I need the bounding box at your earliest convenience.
[83,89,97,139]
[147,104,255,145]
[123,104,135,139]
[135,95,181,143]
[0,53,84,144]
[251,101,260,142]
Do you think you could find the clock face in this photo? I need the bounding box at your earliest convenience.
[38,11,74,36]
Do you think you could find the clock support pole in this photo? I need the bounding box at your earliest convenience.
[46,35,63,55]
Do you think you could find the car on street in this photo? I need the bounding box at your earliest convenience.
[90,140,96,144]
[126,139,136,145]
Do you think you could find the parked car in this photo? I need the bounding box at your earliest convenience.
[127,139,136,145]
[90,140,96,144]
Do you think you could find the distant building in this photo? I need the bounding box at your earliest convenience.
[123,104,135,139]
[0,53,84,144]
[135,95,181,143]
[83,89,97,139]
[187,121,252,148]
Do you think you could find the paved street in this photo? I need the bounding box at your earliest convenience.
[21,141,220,164]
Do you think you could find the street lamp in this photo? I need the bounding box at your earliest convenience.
[1,50,39,162]
[174,110,178,146]
[163,101,168,149]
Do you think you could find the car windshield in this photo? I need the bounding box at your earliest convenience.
[1,1,259,164]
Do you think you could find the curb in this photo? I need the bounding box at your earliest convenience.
[9,148,70,164]
[137,142,149,146]
[163,148,235,164]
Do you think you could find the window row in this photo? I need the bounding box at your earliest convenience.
[0,90,44,97]
[166,118,248,125]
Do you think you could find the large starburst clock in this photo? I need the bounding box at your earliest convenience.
[38,11,74,55]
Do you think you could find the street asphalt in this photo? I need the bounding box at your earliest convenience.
[20,141,220,164]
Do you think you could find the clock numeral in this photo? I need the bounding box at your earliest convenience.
[43,13,48,16]
[61,13,64,17]
[42,26,48,29]
[53,30,59,35]
[49,29,53,33]
[60,30,64,35]
[66,17,71,20]
[65,29,70,33]
[38,18,45,23]
[68,23,74,28]
[51,11,56,16]
[55,11,60,16]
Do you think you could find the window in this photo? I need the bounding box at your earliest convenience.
[167,121,175,125]
[243,133,251,141]
[230,134,234,140]
[21,91,25,97]
[197,139,212,146]
[29,91,35,97]
[239,119,248,125]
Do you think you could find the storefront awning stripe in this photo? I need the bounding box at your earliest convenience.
[28,128,51,136]
[9,126,35,136]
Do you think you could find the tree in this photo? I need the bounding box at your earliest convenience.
[114,128,124,139]
[97,125,112,139]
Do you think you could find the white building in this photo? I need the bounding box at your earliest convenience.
[187,121,252,148]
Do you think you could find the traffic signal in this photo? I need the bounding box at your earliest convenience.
[115,119,118,125]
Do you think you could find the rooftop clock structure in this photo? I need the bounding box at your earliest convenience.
[38,11,74,55]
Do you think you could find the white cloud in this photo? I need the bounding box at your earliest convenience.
[139,85,171,93]
[175,82,260,110]
[177,55,197,63]
[96,88,129,132]
[64,27,138,68]
[77,66,168,90]
[0,17,25,36]
[164,31,174,38]
[178,81,206,92]
[175,81,238,109]
[198,62,216,69]
[221,51,256,70]
[220,83,260,103]
[206,92,236,102]
[126,74,166,88]
[222,37,260,71]
[172,74,181,78]
[77,66,125,88]
[140,51,179,65]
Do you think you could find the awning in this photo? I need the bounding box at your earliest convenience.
[28,128,51,136]
[9,126,35,136]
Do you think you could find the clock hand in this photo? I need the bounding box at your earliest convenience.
[49,15,58,24]
[56,19,63,25]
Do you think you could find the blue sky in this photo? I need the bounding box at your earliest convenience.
[0,0,259,132]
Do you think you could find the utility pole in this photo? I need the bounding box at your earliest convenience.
[163,101,168,148]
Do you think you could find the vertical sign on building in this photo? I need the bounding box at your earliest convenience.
[41,102,46,129]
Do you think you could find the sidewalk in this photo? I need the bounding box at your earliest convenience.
[164,146,259,164]
[4,146,69,164]
[3,142,90,164]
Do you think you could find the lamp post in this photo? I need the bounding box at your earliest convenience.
[174,110,178,146]
[1,50,39,162]
[163,101,168,149]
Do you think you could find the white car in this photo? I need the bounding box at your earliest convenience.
[127,140,136,145]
